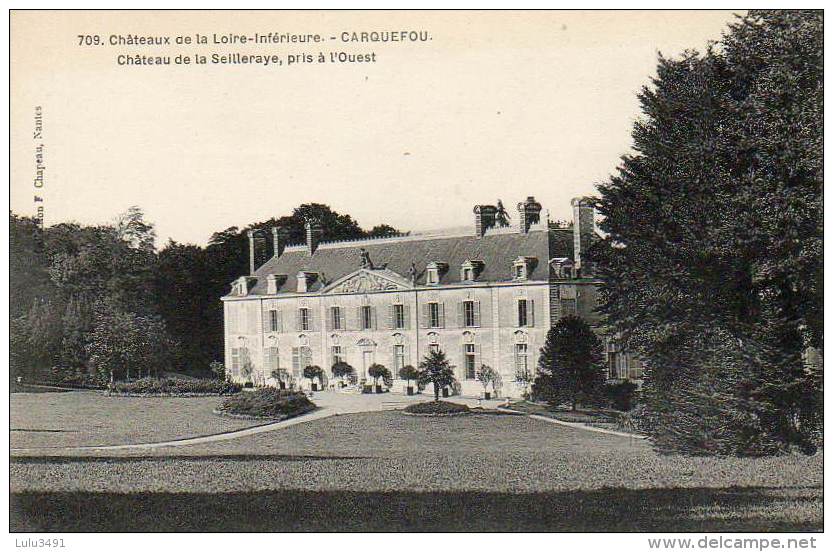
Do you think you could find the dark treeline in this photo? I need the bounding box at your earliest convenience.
[10,203,401,384]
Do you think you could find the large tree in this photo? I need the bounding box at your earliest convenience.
[593,11,822,454]
[533,316,605,410]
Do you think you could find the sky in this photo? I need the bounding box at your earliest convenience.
[11,10,742,246]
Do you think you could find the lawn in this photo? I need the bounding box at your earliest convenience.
[10,409,823,532]
[10,390,266,449]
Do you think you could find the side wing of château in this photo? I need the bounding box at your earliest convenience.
[221,196,642,397]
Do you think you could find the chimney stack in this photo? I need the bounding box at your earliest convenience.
[305,218,323,255]
[571,197,595,275]
[247,230,257,275]
[473,205,498,237]
[271,227,285,258]
[517,196,543,234]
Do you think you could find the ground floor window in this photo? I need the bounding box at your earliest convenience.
[429,343,440,355]
[231,348,241,376]
[393,344,405,373]
[514,343,529,377]
[264,346,279,373]
[332,345,343,367]
[292,346,312,378]
[464,343,476,379]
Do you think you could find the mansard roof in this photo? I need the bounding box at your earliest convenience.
[232,225,573,297]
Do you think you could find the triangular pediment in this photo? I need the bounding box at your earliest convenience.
[322,268,412,294]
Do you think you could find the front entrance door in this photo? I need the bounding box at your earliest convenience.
[362,351,373,380]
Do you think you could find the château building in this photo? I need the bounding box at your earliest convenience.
[222,196,642,397]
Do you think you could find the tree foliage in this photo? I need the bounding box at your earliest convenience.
[592,11,822,455]
[418,350,456,401]
[533,316,605,410]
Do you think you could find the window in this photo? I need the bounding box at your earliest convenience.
[427,269,439,284]
[429,343,440,354]
[428,302,441,328]
[269,310,279,332]
[361,305,373,330]
[393,344,405,372]
[292,346,312,378]
[462,268,473,281]
[561,299,577,317]
[515,265,525,279]
[464,343,476,380]
[231,348,241,376]
[393,304,405,329]
[331,306,342,330]
[265,346,279,372]
[463,300,476,327]
[298,308,310,331]
[518,300,528,327]
[514,343,529,377]
[332,345,343,366]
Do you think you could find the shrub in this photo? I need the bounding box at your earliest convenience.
[605,381,639,411]
[332,361,354,381]
[399,365,419,387]
[209,360,225,380]
[368,363,391,386]
[403,401,470,415]
[217,387,315,419]
[109,377,241,396]
[303,365,324,386]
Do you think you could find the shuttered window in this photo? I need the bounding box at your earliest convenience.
[264,346,279,373]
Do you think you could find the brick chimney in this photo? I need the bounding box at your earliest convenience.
[517,196,543,234]
[246,230,257,275]
[305,219,323,255]
[571,197,595,275]
[473,205,498,237]
[271,226,285,258]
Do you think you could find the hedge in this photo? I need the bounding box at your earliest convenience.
[216,388,316,419]
[109,377,241,396]
[403,400,470,416]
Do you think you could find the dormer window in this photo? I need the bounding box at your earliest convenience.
[232,276,251,296]
[513,257,536,281]
[552,258,574,279]
[460,260,484,282]
[266,274,287,294]
[425,262,447,285]
[296,271,318,293]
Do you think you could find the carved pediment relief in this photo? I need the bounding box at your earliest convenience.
[322,268,411,295]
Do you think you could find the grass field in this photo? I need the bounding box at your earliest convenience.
[10,391,265,449]
[10,406,823,532]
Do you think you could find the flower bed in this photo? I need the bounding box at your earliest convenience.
[108,377,241,396]
[402,400,470,416]
[215,388,316,420]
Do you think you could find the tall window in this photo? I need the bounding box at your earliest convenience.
[265,346,279,372]
[332,345,343,366]
[428,302,441,328]
[561,299,577,317]
[331,306,342,330]
[269,309,279,332]
[298,308,310,331]
[361,305,373,330]
[464,343,476,380]
[517,299,528,327]
[514,343,529,377]
[429,343,440,354]
[463,300,476,327]
[393,344,405,372]
[231,348,241,376]
[292,346,312,378]
[393,304,405,329]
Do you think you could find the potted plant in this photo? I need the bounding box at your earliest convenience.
[303,365,324,391]
[360,378,372,394]
[476,364,499,400]
[331,361,354,389]
[368,363,390,393]
[399,365,419,395]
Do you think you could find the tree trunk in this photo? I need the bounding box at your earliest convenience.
[434,385,439,401]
